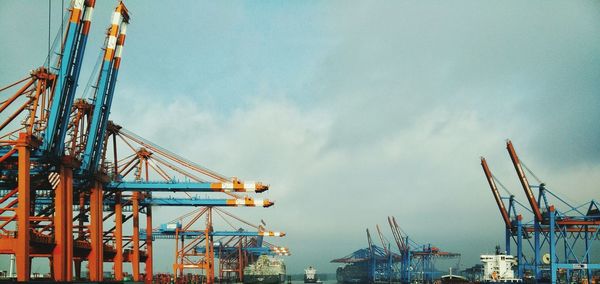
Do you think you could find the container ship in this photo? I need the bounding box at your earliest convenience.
[243,255,286,284]
[336,264,368,283]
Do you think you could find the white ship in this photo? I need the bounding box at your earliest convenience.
[480,247,522,283]
[304,266,318,283]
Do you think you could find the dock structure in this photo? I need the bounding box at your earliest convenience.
[0,1,276,283]
[332,216,460,283]
[143,207,288,283]
[481,140,600,284]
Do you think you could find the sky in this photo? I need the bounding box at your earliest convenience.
[1,0,600,276]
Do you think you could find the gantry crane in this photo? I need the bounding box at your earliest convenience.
[481,140,600,283]
[140,207,287,282]
[0,2,278,283]
[332,216,459,283]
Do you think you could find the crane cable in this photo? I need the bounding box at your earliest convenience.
[492,174,513,197]
[47,0,51,103]
[47,0,51,71]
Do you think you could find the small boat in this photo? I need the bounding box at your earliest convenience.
[440,267,469,283]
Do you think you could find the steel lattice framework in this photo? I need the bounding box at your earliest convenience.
[0,1,277,283]
[331,216,460,283]
[481,140,600,284]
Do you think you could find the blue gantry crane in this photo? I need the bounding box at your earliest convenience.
[481,140,600,283]
[332,216,460,283]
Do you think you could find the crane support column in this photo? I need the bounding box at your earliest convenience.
[549,206,556,284]
[52,161,75,281]
[132,192,140,281]
[145,202,153,284]
[15,133,31,282]
[516,215,523,278]
[74,192,85,280]
[114,192,123,280]
[205,208,215,284]
[89,182,104,281]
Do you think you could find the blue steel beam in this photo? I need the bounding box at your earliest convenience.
[6,196,273,208]
[43,0,94,155]
[141,230,284,239]
[81,3,129,173]
[141,198,274,207]
[196,246,273,255]
[105,181,268,193]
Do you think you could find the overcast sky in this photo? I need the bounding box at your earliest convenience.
[1,0,600,275]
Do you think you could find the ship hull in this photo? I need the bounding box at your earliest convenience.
[336,265,368,283]
[243,274,285,284]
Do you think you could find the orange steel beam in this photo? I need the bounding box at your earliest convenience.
[132,192,140,281]
[144,155,153,283]
[89,182,104,281]
[15,133,31,282]
[0,148,17,163]
[74,192,85,280]
[206,208,214,284]
[145,204,153,284]
[481,157,512,229]
[0,187,18,204]
[0,75,29,93]
[0,98,35,133]
[173,229,179,280]
[26,73,45,136]
[506,140,544,222]
[0,78,34,113]
[522,226,598,233]
[117,128,228,181]
[238,237,244,281]
[52,164,74,281]
[114,192,123,280]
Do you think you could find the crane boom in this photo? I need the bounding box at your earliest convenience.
[506,140,543,222]
[43,0,96,155]
[81,2,130,173]
[366,228,374,254]
[481,157,512,229]
[376,224,389,255]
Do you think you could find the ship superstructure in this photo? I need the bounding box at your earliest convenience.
[304,266,318,283]
[480,247,522,283]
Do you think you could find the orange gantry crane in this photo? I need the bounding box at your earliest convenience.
[0,2,277,283]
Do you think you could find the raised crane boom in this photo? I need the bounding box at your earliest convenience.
[481,157,512,229]
[376,224,389,255]
[388,216,406,252]
[43,0,96,155]
[81,2,130,173]
[506,140,543,222]
[366,228,374,254]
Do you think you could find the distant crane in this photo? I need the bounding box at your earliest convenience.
[481,140,600,283]
[332,216,459,283]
